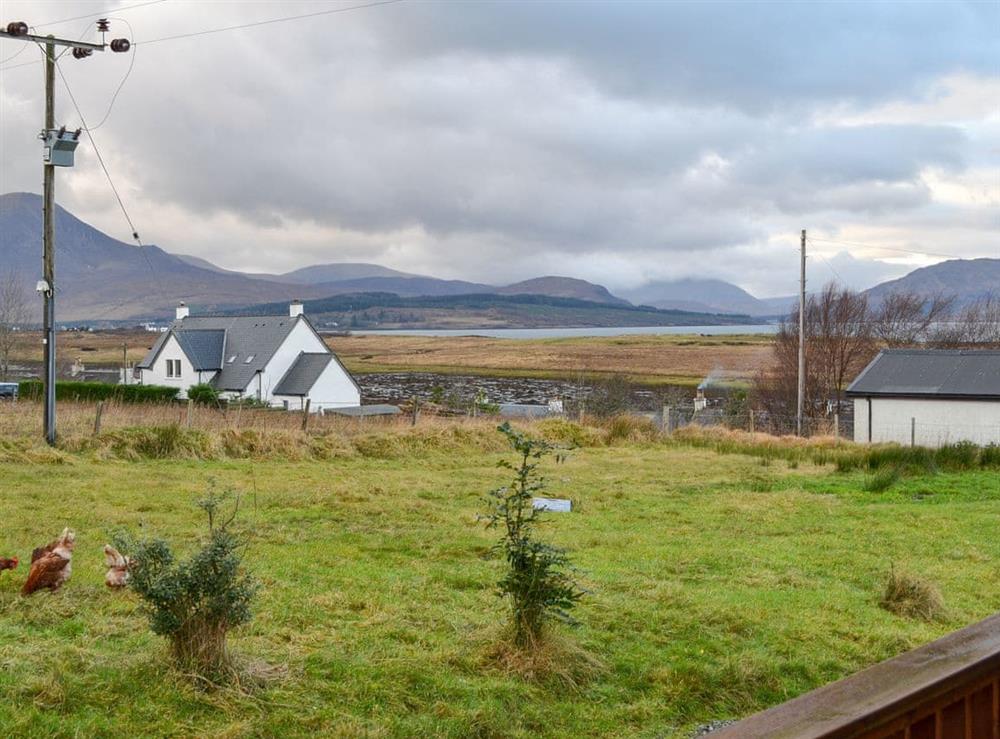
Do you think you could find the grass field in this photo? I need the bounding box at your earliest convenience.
[10,330,773,386]
[0,420,998,737]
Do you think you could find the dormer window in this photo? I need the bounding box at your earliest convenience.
[244,354,255,363]
[226,355,237,364]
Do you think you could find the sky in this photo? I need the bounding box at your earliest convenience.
[1,0,997,299]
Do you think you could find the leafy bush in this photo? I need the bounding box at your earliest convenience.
[18,380,178,404]
[879,565,944,621]
[484,423,583,649]
[187,383,220,406]
[114,487,257,680]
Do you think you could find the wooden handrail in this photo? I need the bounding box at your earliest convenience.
[713,612,1000,738]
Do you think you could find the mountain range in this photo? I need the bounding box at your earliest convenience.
[1,192,994,323]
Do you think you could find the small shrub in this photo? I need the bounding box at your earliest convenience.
[187,383,220,406]
[114,486,258,681]
[879,566,945,621]
[604,415,659,444]
[864,446,936,475]
[484,423,583,649]
[863,467,901,493]
[535,418,603,448]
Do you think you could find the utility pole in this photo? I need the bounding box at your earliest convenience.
[797,229,806,437]
[0,19,131,445]
[43,38,56,445]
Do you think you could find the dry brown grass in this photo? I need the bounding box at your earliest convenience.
[879,567,946,621]
[327,332,773,384]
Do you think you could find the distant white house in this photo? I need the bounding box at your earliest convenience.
[846,349,1000,447]
[136,301,361,412]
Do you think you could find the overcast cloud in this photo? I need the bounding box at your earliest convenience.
[1,0,997,297]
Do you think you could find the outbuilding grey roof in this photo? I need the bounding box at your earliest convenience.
[325,404,401,417]
[272,353,334,396]
[846,349,1000,400]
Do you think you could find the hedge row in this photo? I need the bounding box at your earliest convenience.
[18,380,180,404]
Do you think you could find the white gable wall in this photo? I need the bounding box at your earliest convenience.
[254,318,353,407]
[273,359,361,412]
[138,334,217,398]
[853,397,1000,447]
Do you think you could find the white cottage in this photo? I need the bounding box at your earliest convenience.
[846,349,1000,447]
[136,301,361,412]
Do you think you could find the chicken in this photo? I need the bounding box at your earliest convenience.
[0,557,18,572]
[22,528,75,596]
[103,544,131,588]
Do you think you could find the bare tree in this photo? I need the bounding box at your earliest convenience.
[0,272,30,381]
[753,282,877,431]
[929,294,1000,348]
[870,290,955,347]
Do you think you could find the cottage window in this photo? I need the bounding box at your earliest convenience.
[166,359,182,378]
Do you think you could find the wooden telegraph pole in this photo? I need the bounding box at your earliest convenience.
[0,19,132,444]
[797,229,806,437]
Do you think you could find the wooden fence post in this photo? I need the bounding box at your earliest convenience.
[834,412,840,443]
[911,417,915,447]
[301,398,311,431]
[186,400,193,428]
[93,401,104,436]
[749,409,755,435]
[664,405,672,434]
[411,396,419,427]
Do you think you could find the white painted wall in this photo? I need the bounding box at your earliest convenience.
[853,397,1000,447]
[138,335,216,398]
[273,358,360,412]
[255,318,329,405]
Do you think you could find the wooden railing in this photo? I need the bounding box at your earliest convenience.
[713,612,1000,738]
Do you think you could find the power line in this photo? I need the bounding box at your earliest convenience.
[32,0,169,30]
[1,0,404,72]
[137,0,405,45]
[54,58,143,247]
[86,18,137,130]
[807,236,964,261]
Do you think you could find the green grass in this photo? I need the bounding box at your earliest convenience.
[0,435,998,737]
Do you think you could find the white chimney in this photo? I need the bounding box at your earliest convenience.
[289,300,304,318]
[176,302,189,320]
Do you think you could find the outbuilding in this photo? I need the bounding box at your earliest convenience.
[846,349,1000,447]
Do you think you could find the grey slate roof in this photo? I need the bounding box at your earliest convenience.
[173,329,226,371]
[273,353,333,396]
[137,314,301,391]
[846,349,1000,399]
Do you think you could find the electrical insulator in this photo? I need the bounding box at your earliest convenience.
[6,21,29,36]
[96,18,110,32]
[72,47,93,59]
[110,38,130,52]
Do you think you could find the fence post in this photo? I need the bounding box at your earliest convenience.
[749,409,755,435]
[664,405,672,434]
[93,401,104,436]
[235,401,242,429]
[411,396,419,427]
[911,417,915,447]
[186,399,193,428]
[660,404,669,432]
[301,398,311,431]
[834,412,840,443]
